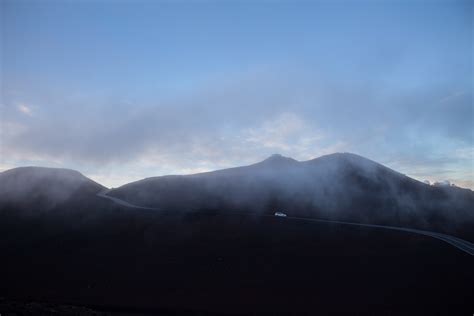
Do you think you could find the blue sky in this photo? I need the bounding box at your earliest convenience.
[1,0,473,188]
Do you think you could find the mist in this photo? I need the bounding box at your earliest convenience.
[1,0,472,189]
[1,1,473,314]
[0,166,104,215]
[106,153,474,238]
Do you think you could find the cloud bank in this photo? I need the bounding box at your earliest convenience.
[1,68,472,188]
[1,0,472,188]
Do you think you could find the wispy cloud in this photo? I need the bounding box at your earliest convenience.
[17,103,33,116]
[2,67,472,188]
[243,112,322,152]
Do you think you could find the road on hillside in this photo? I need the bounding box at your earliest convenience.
[97,189,159,210]
[285,217,474,256]
[96,189,474,256]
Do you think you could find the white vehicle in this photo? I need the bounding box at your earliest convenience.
[274,212,287,217]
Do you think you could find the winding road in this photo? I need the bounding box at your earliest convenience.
[97,189,159,210]
[97,189,474,256]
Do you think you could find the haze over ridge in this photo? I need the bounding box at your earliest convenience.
[1,0,472,189]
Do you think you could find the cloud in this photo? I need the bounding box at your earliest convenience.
[243,112,323,152]
[17,103,32,116]
[1,68,473,188]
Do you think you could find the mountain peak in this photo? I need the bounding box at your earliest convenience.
[0,166,91,183]
[0,166,106,212]
[0,166,105,196]
[307,152,376,165]
[260,154,298,165]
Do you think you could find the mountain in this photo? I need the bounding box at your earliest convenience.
[1,153,472,235]
[1,155,473,314]
[0,166,105,214]
[108,153,474,234]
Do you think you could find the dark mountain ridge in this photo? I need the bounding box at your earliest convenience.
[0,153,472,236]
[0,166,105,214]
[1,154,473,314]
[108,152,474,235]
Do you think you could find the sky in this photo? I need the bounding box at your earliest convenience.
[1,0,473,189]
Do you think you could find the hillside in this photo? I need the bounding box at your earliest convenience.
[108,153,474,237]
[0,166,105,214]
[1,210,473,315]
[1,156,473,314]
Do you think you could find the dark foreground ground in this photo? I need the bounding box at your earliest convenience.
[0,207,473,315]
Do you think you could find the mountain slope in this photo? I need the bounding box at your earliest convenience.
[0,166,105,213]
[108,153,474,235]
[0,156,473,314]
